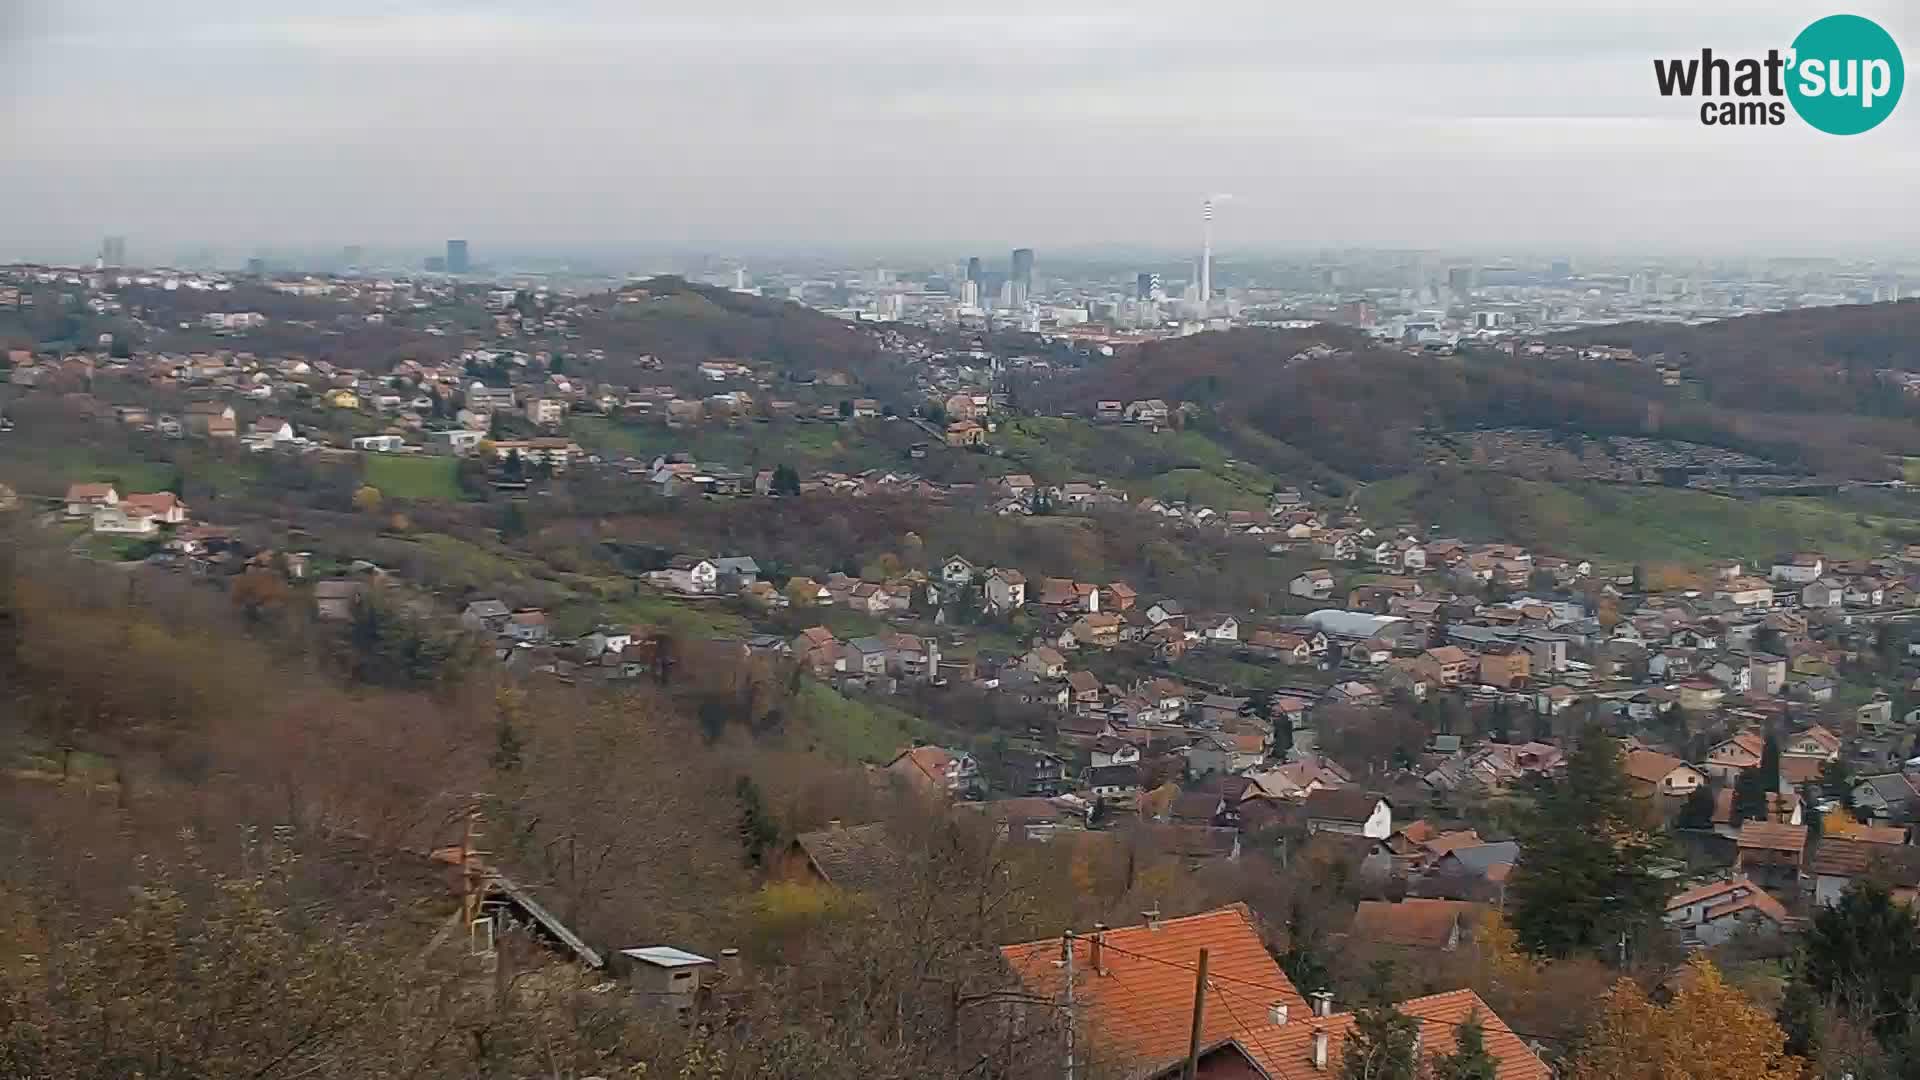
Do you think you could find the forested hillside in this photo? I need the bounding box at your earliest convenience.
[1057,303,1920,482]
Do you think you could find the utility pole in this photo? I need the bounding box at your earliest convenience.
[1062,930,1077,1080]
[1182,948,1210,1080]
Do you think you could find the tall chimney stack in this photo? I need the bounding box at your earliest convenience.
[1311,990,1334,1017]
[1311,1027,1329,1070]
[1269,1001,1289,1026]
[1091,924,1108,975]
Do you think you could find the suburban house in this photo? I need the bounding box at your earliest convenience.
[91,505,159,535]
[1770,553,1825,584]
[1663,877,1790,945]
[64,482,118,517]
[1799,577,1844,610]
[999,907,1547,1080]
[1677,679,1726,712]
[1812,836,1920,907]
[1289,569,1335,600]
[984,568,1026,611]
[1852,772,1920,822]
[460,599,513,633]
[1783,725,1842,762]
[1022,647,1068,679]
[887,746,983,798]
[783,821,901,892]
[1623,749,1706,798]
[1348,898,1483,954]
[118,492,189,525]
[1704,732,1764,784]
[1086,764,1142,804]
[1419,646,1475,687]
[1733,821,1807,889]
[1304,789,1392,839]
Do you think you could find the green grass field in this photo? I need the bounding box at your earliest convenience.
[789,681,926,763]
[997,417,1282,507]
[363,455,461,500]
[0,440,178,497]
[1359,471,1920,566]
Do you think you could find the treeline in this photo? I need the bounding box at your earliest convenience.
[1558,299,1920,416]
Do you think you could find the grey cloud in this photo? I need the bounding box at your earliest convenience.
[3,0,1918,261]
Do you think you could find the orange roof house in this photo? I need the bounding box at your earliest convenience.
[999,904,1547,1079]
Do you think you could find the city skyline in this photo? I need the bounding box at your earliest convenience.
[7,1,1920,260]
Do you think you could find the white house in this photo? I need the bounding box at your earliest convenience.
[1304,789,1392,839]
[653,557,719,596]
[1770,554,1824,584]
[351,434,409,453]
[90,506,158,536]
[1290,569,1335,600]
[1201,615,1240,643]
[940,555,977,588]
[64,482,119,517]
[984,568,1026,611]
[1663,877,1789,946]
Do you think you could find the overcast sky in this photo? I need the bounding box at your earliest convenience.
[5,1,1919,263]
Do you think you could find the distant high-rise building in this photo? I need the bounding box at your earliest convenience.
[966,256,982,284]
[1149,273,1164,302]
[1550,258,1572,281]
[1446,266,1474,296]
[961,280,980,308]
[245,257,267,277]
[424,256,448,273]
[1010,248,1034,305]
[446,239,470,274]
[1136,272,1153,301]
[99,236,127,268]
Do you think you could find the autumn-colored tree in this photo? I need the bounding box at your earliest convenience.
[1566,958,1804,1080]
[230,567,290,619]
[351,484,382,513]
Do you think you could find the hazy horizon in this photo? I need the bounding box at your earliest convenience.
[7,1,1920,263]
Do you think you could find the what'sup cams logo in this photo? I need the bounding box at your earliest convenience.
[1654,14,1903,133]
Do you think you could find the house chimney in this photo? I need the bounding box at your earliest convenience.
[718,947,743,982]
[1141,905,1162,930]
[1311,990,1334,1017]
[1091,924,1108,975]
[1311,1027,1329,1070]
[1269,1001,1289,1026]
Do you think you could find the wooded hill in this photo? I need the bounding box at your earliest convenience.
[1057,302,1920,483]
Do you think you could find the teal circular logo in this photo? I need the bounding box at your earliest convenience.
[1788,14,1903,134]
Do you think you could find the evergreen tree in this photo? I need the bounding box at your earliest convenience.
[1508,722,1669,957]
[1431,1011,1499,1080]
[1677,782,1716,830]
[771,463,801,496]
[1802,881,1920,1042]
[1734,766,1769,823]
[1340,1004,1418,1080]
[1758,732,1781,797]
[735,776,779,868]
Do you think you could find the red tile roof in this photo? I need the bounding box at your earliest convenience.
[1350,899,1481,949]
[1001,909,1546,1079]
[1000,904,1307,1076]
